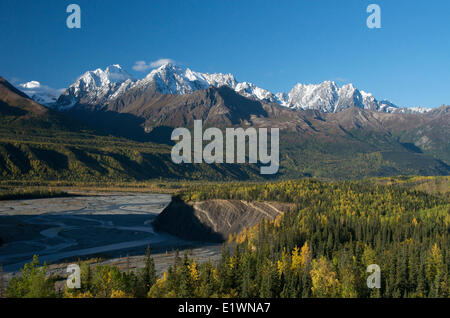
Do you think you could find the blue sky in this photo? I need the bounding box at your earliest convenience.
[1,0,449,108]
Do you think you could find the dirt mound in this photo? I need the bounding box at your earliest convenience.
[153,197,293,242]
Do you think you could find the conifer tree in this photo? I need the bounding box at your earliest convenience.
[141,245,157,294]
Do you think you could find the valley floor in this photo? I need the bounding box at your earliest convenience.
[0,192,222,274]
[1,176,448,298]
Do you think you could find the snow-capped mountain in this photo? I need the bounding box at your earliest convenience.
[133,63,280,102]
[136,63,217,94]
[392,106,432,114]
[48,62,437,114]
[132,64,401,113]
[279,81,340,112]
[55,63,281,109]
[234,81,280,103]
[56,64,136,109]
[19,81,62,106]
[274,81,400,113]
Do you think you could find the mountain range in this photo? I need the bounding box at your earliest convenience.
[2,64,449,181]
[19,63,433,114]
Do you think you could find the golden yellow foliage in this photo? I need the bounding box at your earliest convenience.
[300,241,311,267]
[310,257,341,298]
[290,246,301,272]
[188,261,199,282]
[110,289,129,298]
[64,291,94,298]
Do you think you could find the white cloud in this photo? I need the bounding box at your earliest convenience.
[19,81,65,104]
[132,58,176,72]
[132,61,150,72]
[150,58,175,68]
[20,80,41,89]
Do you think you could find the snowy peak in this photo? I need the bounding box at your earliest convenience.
[104,64,135,83]
[202,72,237,89]
[280,81,397,113]
[138,63,241,96]
[335,83,364,112]
[51,62,435,114]
[392,106,432,114]
[136,63,280,103]
[282,81,339,112]
[141,63,210,94]
[77,64,135,88]
[360,90,378,110]
[57,64,136,109]
[234,81,279,102]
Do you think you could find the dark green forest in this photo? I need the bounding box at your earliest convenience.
[1,116,449,182]
[5,179,449,298]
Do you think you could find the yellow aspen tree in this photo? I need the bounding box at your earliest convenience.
[310,257,341,298]
[188,260,199,282]
[426,244,444,287]
[277,248,290,277]
[291,246,301,272]
[300,241,312,268]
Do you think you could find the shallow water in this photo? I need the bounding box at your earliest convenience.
[0,194,220,272]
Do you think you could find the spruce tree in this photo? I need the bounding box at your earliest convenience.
[142,245,157,293]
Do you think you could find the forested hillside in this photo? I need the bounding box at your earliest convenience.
[148,180,450,298]
[1,77,449,181]
[7,179,448,298]
[0,129,262,182]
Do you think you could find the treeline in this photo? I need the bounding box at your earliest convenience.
[0,140,263,182]
[5,248,157,298]
[4,180,449,298]
[0,188,71,201]
[370,176,450,195]
[2,123,449,182]
[165,180,449,297]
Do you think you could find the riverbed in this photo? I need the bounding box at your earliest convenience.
[0,193,222,272]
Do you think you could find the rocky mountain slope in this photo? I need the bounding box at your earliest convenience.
[0,77,265,182]
[56,64,136,110]
[1,75,448,180]
[0,76,79,130]
[28,63,431,113]
[1,77,50,117]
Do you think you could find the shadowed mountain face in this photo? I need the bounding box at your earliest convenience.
[53,63,405,113]
[0,77,85,131]
[0,77,49,118]
[102,85,268,128]
[0,78,266,182]
[62,85,269,140]
[65,76,448,138]
[60,79,450,178]
[1,76,449,180]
